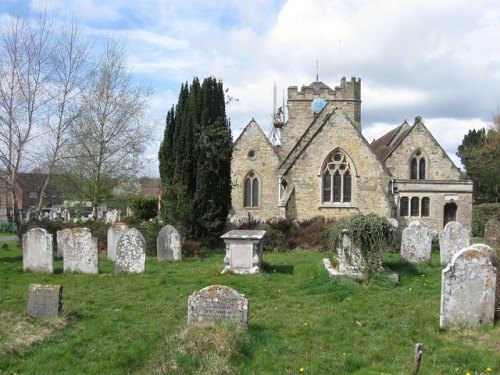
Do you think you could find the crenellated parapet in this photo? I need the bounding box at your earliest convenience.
[287,76,361,101]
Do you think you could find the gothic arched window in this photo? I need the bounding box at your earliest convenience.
[410,150,427,180]
[322,150,352,203]
[244,172,259,207]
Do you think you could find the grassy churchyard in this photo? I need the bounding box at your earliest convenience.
[0,237,498,374]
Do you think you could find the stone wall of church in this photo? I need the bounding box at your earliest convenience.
[284,110,392,221]
[384,122,462,180]
[231,121,281,220]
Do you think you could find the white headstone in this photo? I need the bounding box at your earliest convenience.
[107,222,129,261]
[63,228,98,274]
[157,225,182,261]
[401,220,433,263]
[115,228,146,274]
[56,228,73,258]
[440,244,496,328]
[439,221,471,265]
[23,228,53,273]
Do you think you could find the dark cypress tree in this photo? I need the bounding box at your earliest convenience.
[159,77,232,246]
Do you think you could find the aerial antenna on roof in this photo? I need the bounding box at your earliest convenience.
[268,81,285,146]
[316,59,319,82]
[338,40,342,79]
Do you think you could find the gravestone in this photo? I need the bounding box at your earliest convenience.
[440,244,496,328]
[27,284,62,320]
[401,220,433,263]
[484,219,500,247]
[63,228,98,274]
[107,222,129,261]
[220,230,265,274]
[115,228,146,274]
[439,221,471,265]
[157,224,181,261]
[23,228,53,273]
[62,209,70,221]
[388,218,399,228]
[188,285,249,328]
[56,228,72,258]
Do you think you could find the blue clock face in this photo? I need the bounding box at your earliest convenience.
[311,97,326,113]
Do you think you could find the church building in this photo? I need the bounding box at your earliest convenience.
[230,77,473,233]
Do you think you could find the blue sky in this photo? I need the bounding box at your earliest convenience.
[1,0,499,176]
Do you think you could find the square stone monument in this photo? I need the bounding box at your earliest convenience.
[27,284,63,320]
[220,230,265,274]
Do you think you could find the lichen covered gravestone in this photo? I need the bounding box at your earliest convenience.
[107,222,129,261]
[63,228,98,274]
[27,284,62,320]
[439,221,471,265]
[188,285,249,328]
[56,228,72,258]
[157,224,181,261]
[484,219,500,247]
[220,230,265,274]
[115,228,146,274]
[440,244,497,328]
[23,228,53,273]
[401,220,433,263]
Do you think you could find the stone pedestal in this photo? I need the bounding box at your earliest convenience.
[220,230,266,274]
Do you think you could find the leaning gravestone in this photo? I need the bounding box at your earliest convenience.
[63,228,98,274]
[56,228,72,258]
[115,228,146,274]
[440,244,496,328]
[401,221,433,263]
[107,222,129,261]
[27,284,62,320]
[484,219,500,247]
[157,224,182,261]
[23,228,53,273]
[439,221,471,265]
[188,285,249,329]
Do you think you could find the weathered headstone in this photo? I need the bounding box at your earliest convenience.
[63,228,98,274]
[401,220,433,263]
[440,244,497,328]
[62,209,70,221]
[439,221,471,265]
[27,284,62,320]
[107,222,129,261]
[388,218,399,228]
[220,230,265,274]
[157,224,182,261]
[22,228,53,273]
[484,219,500,247]
[115,228,146,274]
[188,285,249,328]
[56,228,72,258]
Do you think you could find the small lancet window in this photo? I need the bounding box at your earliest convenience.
[410,150,427,180]
[244,172,259,207]
[322,150,352,203]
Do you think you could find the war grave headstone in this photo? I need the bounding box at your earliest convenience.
[440,244,497,328]
[63,228,98,274]
[107,222,129,261]
[157,224,181,261]
[115,228,146,274]
[56,228,72,258]
[439,221,471,265]
[23,228,53,273]
[27,284,62,320]
[401,220,433,263]
[220,230,266,274]
[188,285,249,329]
[484,219,500,247]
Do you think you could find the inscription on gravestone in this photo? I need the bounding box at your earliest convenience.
[27,284,62,320]
[188,285,249,328]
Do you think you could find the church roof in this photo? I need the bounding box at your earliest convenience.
[370,121,411,161]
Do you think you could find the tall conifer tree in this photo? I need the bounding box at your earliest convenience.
[159,77,232,245]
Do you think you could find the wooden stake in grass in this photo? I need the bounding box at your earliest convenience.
[412,343,423,375]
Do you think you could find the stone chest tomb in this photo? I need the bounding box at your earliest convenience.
[220,230,265,274]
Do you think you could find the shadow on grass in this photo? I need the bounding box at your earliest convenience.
[0,255,22,263]
[262,263,294,275]
[385,261,420,276]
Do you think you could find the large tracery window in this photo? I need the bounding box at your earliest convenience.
[410,150,426,180]
[244,172,259,207]
[322,150,352,203]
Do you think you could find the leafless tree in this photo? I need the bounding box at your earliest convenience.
[60,40,152,218]
[0,11,53,233]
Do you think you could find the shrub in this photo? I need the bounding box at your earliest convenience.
[182,239,202,258]
[131,195,158,221]
[263,228,287,252]
[472,203,500,237]
[0,222,16,233]
[287,216,332,250]
[136,219,163,257]
[325,213,396,276]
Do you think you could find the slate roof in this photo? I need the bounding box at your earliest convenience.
[370,122,411,162]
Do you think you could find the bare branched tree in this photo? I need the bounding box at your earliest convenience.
[60,40,152,217]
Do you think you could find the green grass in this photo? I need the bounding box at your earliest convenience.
[0,243,498,374]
